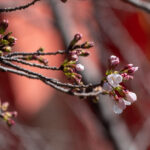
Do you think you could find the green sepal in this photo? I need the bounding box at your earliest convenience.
[0,39,9,46]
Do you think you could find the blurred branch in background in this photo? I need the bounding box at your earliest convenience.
[0,0,40,13]
[48,0,138,150]
[122,0,150,13]
[129,118,150,150]
[94,0,150,150]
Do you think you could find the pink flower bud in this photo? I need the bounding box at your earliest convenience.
[125,91,137,103]
[123,63,133,70]
[109,55,120,67]
[126,64,133,68]
[74,33,82,41]
[71,54,78,61]
[76,64,84,71]
[121,73,133,80]
[0,19,9,33]
[11,111,18,117]
[128,67,139,74]
[8,36,17,46]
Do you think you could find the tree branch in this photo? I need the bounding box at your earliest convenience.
[6,50,65,57]
[2,57,61,71]
[0,54,104,97]
[0,0,40,13]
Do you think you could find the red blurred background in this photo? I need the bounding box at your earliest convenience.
[0,0,149,150]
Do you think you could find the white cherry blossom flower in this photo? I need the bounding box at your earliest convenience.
[107,73,123,88]
[113,98,131,114]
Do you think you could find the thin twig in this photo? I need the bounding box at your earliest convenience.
[0,65,38,79]
[0,64,70,94]
[6,50,65,57]
[0,0,40,13]
[2,57,61,71]
[0,59,57,83]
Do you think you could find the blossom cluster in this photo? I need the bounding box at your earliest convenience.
[61,33,94,84]
[0,20,48,65]
[0,20,17,55]
[103,55,138,114]
[0,101,17,127]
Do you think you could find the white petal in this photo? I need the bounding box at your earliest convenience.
[114,74,123,84]
[103,82,113,91]
[126,92,137,103]
[123,99,131,106]
[134,67,139,72]
[110,55,117,59]
[107,74,116,87]
[118,99,126,110]
[107,74,122,88]
[113,104,123,114]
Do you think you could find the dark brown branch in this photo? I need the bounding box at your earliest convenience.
[122,0,150,13]
[0,0,40,13]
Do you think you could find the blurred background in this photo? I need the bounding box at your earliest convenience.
[0,0,149,149]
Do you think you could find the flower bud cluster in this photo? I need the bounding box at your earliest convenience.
[0,20,17,55]
[61,33,94,84]
[0,101,17,127]
[103,55,138,114]
[0,20,48,65]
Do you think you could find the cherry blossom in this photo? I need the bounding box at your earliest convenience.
[106,73,123,88]
[113,99,131,114]
[102,55,138,114]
